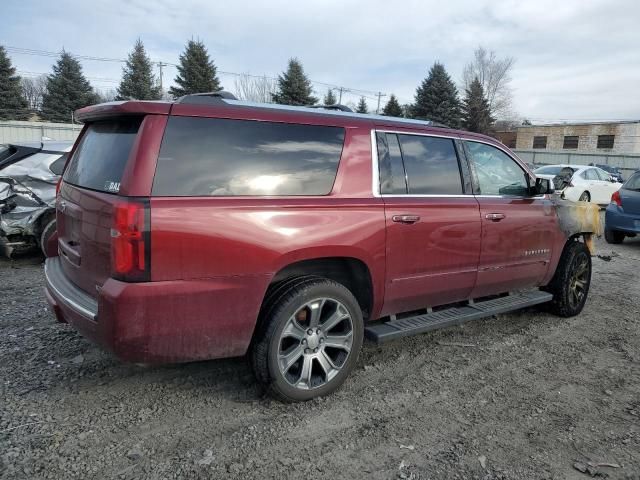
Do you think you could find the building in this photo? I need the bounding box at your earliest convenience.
[515,121,640,154]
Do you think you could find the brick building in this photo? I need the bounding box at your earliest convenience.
[514,121,640,154]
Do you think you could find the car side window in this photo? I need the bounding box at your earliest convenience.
[595,168,610,181]
[584,169,599,181]
[377,133,407,194]
[465,141,529,196]
[397,135,463,195]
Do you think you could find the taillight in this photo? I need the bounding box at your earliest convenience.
[111,199,150,282]
[611,190,622,207]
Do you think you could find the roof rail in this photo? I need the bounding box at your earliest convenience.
[176,91,238,105]
[307,104,354,113]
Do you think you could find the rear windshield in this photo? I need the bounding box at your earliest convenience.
[624,173,640,191]
[152,117,345,196]
[63,119,141,193]
[534,166,574,176]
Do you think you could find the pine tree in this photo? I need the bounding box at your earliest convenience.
[382,94,403,117]
[41,51,100,123]
[323,88,337,105]
[168,40,222,98]
[272,58,317,106]
[356,96,368,113]
[0,46,30,120]
[116,39,161,101]
[412,62,461,127]
[461,77,494,134]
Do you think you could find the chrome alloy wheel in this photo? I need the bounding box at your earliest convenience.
[277,298,354,390]
[568,252,589,309]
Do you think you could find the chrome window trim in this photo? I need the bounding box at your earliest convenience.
[371,129,544,200]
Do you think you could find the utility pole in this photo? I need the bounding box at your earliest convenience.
[157,61,168,93]
[375,92,387,114]
[334,87,349,104]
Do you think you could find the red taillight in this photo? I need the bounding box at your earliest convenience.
[611,190,622,207]
[111,200,150,282]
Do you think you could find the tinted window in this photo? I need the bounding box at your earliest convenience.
[397,135,462,195]
[49,154,68,175]
[63,120,141,193]
[377,133,406,194]
[466,141,529,196]
[153,117,345,196]
[624,173,640,190]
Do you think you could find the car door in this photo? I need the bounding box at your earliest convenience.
[595,167,620,202]
[464,140,557,298]
[582,168,607,203]
[376,130,482,316]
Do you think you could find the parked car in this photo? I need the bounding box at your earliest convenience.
[534,164,623,204]
[596,164,624,183]
[0,141,72,257]
[604,171,640,243]
[44,94,601,402]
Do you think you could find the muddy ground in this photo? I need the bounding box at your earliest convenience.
[1,234,639,480]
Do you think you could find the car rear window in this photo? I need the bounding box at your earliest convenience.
[152,117,345,196]
[624,173,640,190]
[63,119,141,193]
[534,166,573,176]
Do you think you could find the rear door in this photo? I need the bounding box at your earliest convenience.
[595,167,621,203]
[57,119,142,296]
[377,130,482,315]
[465,140,557,298]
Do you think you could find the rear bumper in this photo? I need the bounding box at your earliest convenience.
[605,204,640,234]
[44,257,269,363]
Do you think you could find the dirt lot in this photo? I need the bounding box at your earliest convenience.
[1,234,639,480]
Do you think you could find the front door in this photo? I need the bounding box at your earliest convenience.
[377,131,482,316]
[464,140,557,298]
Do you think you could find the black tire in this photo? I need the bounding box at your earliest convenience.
[604,228,625,244]
[578,191,590,202]
[39,219,57,257]
[250,277,364,402]
[543,241,591,317]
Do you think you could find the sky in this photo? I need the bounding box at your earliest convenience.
[3,0,639,122]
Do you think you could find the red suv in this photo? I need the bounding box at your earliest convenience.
[44,93,601,402]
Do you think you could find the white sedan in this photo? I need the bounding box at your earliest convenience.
[534,164,623,204]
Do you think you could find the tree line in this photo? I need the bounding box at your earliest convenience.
[0,41,513,133]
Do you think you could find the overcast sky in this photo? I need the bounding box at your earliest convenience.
[4,0,639,122]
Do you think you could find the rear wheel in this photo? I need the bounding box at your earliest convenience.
[543,241,591,317]
[250,277,363,402]
[604,228,625,244]
[578,191,590,202]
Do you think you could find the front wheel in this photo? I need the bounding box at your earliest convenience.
[543,241,591,317]
[250,277,364,402]
[578,191,590,202]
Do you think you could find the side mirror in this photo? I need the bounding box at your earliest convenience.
[532,177,554,195]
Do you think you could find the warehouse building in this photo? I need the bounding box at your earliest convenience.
[514,120,640,154]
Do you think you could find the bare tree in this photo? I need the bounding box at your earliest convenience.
[96,89,118,103]
[233,73,276,103]
[463,47,515,118]
[21,75,48,111]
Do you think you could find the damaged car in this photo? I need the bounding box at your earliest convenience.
[0,141,71,257]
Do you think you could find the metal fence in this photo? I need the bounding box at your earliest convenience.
[0,121,81,144]
[515,149,640,175]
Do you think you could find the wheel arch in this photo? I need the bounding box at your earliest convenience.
[268,256,376,321]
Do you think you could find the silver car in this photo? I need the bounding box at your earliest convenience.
[0,141,72,257]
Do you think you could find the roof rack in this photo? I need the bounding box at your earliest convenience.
[176,91,238,105]
[307,104,354,113]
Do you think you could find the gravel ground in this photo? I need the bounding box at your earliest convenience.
[1,234,639,480]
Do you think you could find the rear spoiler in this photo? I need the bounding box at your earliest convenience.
[74,101,172,123]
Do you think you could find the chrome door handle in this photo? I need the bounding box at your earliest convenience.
[392,215,420,224]
[485,213,506,222]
